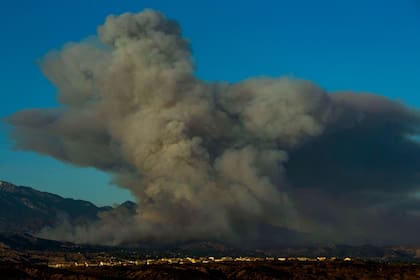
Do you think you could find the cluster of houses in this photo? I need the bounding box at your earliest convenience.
[48,256,352,268]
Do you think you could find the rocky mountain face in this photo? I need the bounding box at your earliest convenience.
[0,180,133,234]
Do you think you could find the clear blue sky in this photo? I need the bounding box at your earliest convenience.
[1,0,419,206]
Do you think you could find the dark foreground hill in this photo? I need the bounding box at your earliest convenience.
[1,260,420,280]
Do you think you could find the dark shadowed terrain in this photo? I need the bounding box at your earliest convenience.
[1,232,420,279]
[1,260,420,280]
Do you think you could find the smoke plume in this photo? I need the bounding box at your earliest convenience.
[7,10,420,246]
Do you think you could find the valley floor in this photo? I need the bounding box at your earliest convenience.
[2,260,420,280]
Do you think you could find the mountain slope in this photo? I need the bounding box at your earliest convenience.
[0,180,110,233]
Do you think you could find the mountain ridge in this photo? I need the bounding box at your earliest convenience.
[0,180,135,234]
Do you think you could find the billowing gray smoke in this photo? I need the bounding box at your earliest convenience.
[7,10,420,246]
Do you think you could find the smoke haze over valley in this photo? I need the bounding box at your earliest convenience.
[5,9,420,247]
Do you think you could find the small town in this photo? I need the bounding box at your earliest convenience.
[47,256,353,268]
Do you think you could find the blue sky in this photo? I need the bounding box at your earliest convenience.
[1,0,419,206]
